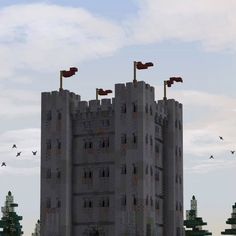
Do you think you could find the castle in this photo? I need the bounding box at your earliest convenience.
[40,80,184,236]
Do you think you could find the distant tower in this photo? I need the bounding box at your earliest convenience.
[184,195,212,235]
[221,203,236,235]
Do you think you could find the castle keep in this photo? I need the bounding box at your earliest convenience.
[40,81,184,236]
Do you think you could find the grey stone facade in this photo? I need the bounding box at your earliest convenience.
[40,81,184,236]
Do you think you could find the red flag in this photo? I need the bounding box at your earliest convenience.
[170,77,183,83]
[166,80,173,87]
[62,67,78,78]
[98,89,112,96]
[136,61,154,70]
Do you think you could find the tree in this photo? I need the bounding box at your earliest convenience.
[0,191,23,236]
[221,203,236,235]
[184,195,212,236]
[31,219,40,236]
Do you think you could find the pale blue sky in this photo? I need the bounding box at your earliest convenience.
[0,1,236,235]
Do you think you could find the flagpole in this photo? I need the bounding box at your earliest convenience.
[96,88,98,100]
[164,80,167,100]
[60,71,63,91]
[133,61,137,83]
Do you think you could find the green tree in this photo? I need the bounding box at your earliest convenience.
[184,195,212,236]
[0,191,23,236]
[221,203,236,235]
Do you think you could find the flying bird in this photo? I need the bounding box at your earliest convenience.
[16,152,21,157]
[32,151,37,156]
[1,162,6,167]
[209,155,214,159]
[231,151,235,154]
[12,144,17,148]
[219,136,224,140]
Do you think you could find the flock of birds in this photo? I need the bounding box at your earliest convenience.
[0,136,234,167]
[209,136,235,159]
[1,144,37,167]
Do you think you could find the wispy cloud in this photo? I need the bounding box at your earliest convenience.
[0,3,126,78]
[128,0,236,52]
[0,89,40,118]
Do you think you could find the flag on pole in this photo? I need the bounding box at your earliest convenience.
[169,77,183,83]
[136,61,154,70]
[166,80,173,87]
[97,88,112,96]
[167,77,183,87]
[61,67,78,78]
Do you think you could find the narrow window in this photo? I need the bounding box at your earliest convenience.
[46,198,51,208]
[46,169,51,179]
[150,136,153,146]
[133,195,137,205]
[176,174,178,183]
[121,134,127,144]
[46,140,51,150]
[133,133,137,144]
[56,169,61,178]
[106,167,109,177]
[46,111,52,121]
[57,111,62,120]
[146,195,149,206]
[57,200,61,208]
[145,134,148,144]
[150,197,153,206]
[133,102,137,112]
[150,105,153,115]
[155,170,159,181]
[145,165,149,175]
[121,103,126,113]
[155,144,159,153]
[121,195,126,206]
[121,164,127,174]
[57,139,61,149]
[145,103,148,113]
[133,164,137,174]
[150,166,153,176]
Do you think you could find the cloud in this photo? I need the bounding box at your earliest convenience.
[0,128,40,175]
[0,89,40,118]
[184,159,236,174]
[128,0,236,52]
[0,3,126,77]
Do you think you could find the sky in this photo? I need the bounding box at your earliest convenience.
[0,0,236,235]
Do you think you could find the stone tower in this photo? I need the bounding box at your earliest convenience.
[40,81,184,236]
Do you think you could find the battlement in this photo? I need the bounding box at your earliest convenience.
[76,98,115,113]
[115,81,155,99]
[42,89,81,101]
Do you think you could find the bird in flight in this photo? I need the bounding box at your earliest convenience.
[12,144,17,148]
[16,152,21,157]
[231,151,235,154]
[1,162,6,167]
[219,136,224,140]
[32,151,37,156]
[209,155,214,159]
